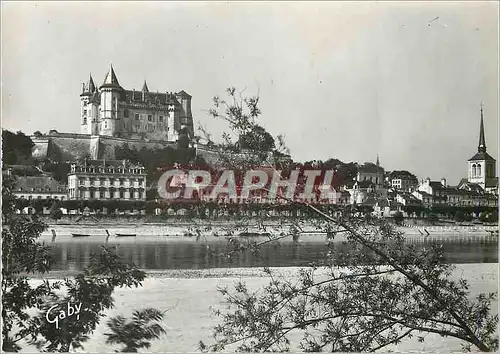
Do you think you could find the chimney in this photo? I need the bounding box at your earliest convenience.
[441,178,447,187]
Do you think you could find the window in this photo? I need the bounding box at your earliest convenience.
[83,101,88,107]
[79,179,84,186]
[124,109,129,118]
[159,116,163,122]
[477,164,481,177]
[148,115,152,122]
[104,121,108,128]
[83,117,87,125]
[135,114,140,120]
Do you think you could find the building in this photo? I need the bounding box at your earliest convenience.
[389,172,419,192]
[80,65,194,141]
[356,157,384,187]
[416,178,448,205]
[68,159,147,200]
[11,176,68,201]
[467,105,497,194]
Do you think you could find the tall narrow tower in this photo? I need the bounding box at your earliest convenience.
[80,74,99,135]
[99,64,123,136]
[467,104,496,190]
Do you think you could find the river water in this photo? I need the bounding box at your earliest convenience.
[47,237,498,272]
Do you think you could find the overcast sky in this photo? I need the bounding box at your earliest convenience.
[1,1,498,184]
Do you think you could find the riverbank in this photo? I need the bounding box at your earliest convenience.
[22,263,498,353]
[40,222,499,245]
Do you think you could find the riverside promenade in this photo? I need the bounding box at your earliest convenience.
[40,220,499,244]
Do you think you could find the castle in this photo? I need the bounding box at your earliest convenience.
[80,65,194,141]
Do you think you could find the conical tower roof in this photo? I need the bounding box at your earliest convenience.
[100,64,122,89]
[142,80,149,93]
[88,74,96,93]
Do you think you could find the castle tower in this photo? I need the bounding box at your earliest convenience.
[467,104,496,191]
[175,90,194,137]
[80,74,100,135]
[142,80,149,101]
[99,64,123,136]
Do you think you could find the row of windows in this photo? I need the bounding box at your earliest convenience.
[17,195,66,201]
[78,178,145,186]
[131,113,164,122]
[72,167,145,174]
[70,190,145,199]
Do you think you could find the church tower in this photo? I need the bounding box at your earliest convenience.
[467,104,496,191]
[80,74,99,135]
[99,64,123,136]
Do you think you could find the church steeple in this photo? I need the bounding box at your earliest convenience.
[142,80,149,93]
[376,154,380,166]
[478,103,486,153]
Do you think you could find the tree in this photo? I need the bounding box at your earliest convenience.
[196,88,498,352]
[105,308,166,352]
[49,201,63,221]
[393,211,404,225]
[2,129,35,165]
[1,175,164,352]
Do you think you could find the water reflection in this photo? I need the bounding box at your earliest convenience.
[49,239,498,271]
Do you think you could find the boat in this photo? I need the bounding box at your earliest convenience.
[239,232,271,237]
[115,233,137,237]
[72,233,90,238]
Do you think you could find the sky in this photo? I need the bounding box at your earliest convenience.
[1,1,498,184]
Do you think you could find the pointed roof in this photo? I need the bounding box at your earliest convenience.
[376,154,380,166]
[478,104,486,153]
[176,90,192,98]
[80,74,97,96]
[100,64,122,89]
[469,104,495,162]
[88,74,96,93]
[142,80,149,93]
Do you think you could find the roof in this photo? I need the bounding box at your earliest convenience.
[122,90,178,106]
[415,190,433,197]
[72,159,145,169]
[13,176,67,193]
[356,180,376,188]
[142,80,149,92]
[360,196,377,206]
[429,181,445,190]
[176,90,192,98]
[100,65,122,89]
[485,177,498,188]
[3,165,43,176]
[358,163,384,173]
[468,151,495,161]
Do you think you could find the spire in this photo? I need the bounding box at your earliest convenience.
[478,103,486,153]
[142,80,149,93]
[101,64,121,88]
[88,74,96,93]
[376,154,380,166]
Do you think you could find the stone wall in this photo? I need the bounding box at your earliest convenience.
[31,133,178,162]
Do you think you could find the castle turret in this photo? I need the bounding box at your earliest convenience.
[99,64,123,137]
[175,90,194,136]
[80,74,99,135]
[142,80,149,101]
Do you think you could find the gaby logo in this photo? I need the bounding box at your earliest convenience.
[157,167,342,203]
[45,302,83,329]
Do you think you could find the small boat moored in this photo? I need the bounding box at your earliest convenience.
[115,233,137,237]
[72,233,90,238]
[239,232,271,237]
